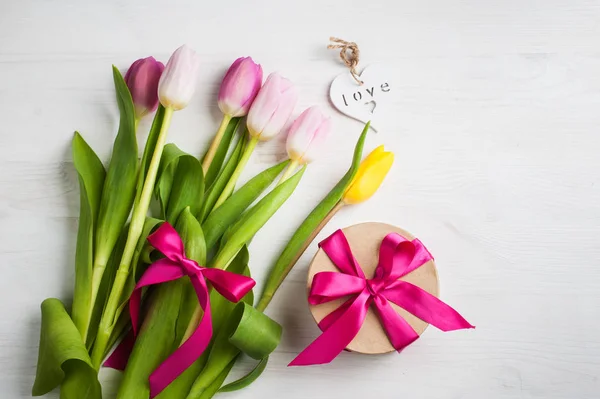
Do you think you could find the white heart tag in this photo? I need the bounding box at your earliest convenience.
[329,64,392,132]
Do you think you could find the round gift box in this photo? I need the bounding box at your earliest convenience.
[307,222,440,354]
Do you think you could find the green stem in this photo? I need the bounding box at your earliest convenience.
[202,114,232,174]
[91,106,174,368]
[277,159,299,185]
[211,136,258,212]
[255,200,345,312]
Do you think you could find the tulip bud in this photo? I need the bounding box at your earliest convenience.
[285,106,331,164]
[218,57,263,117]
[342,146,394,204]
[124,57,165,119]
[158,45,201,110]
[247,72,298,140]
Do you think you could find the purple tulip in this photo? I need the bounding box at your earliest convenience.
[247,72,298,141]
[218,57,263,117]
[124,57,165,119]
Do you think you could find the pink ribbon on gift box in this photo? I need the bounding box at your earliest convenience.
[290,229,474,366]
[105,222,255,398]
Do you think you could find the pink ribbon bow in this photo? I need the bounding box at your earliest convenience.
[107,222,255,398]
[290,230,474,366]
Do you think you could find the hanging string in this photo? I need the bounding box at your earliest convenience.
[328,37,363,85]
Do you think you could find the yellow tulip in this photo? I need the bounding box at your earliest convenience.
[342,145,394,204]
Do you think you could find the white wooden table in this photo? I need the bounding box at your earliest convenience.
[1,1,599,398]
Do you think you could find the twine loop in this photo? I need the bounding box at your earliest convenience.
[328,37,363,85]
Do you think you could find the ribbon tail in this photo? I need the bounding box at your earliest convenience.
[103,329,135,370]
[372,295,420,351]
[148,275,213,398]
[384,281,475,331]
[290,290,370,366]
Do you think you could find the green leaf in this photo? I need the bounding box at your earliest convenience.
[202,160,289,250]
[156,162,176,217]
[94,66,138,270]
[199,133,245,222]
[136,105,166,205]
[156,144,204,223]
[218,356,268,393]
[166,157,204,224]
[256,122,370,311]
[227,303,281,359]
[59,360,102,399]
[203,117,242,189]
[70,132,106,340]
[76,66,137,347]
[32,299,101,398]
[211,166,305,271]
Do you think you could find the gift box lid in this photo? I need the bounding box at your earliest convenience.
[307,222,440,355]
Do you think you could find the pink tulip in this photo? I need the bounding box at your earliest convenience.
[158,45,201,111]
[286,106,332,164]
[124,57,165,119]
[247,72,298,141]
[218,57,263,117]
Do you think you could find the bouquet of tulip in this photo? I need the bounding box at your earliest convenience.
[31,44,393,399]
